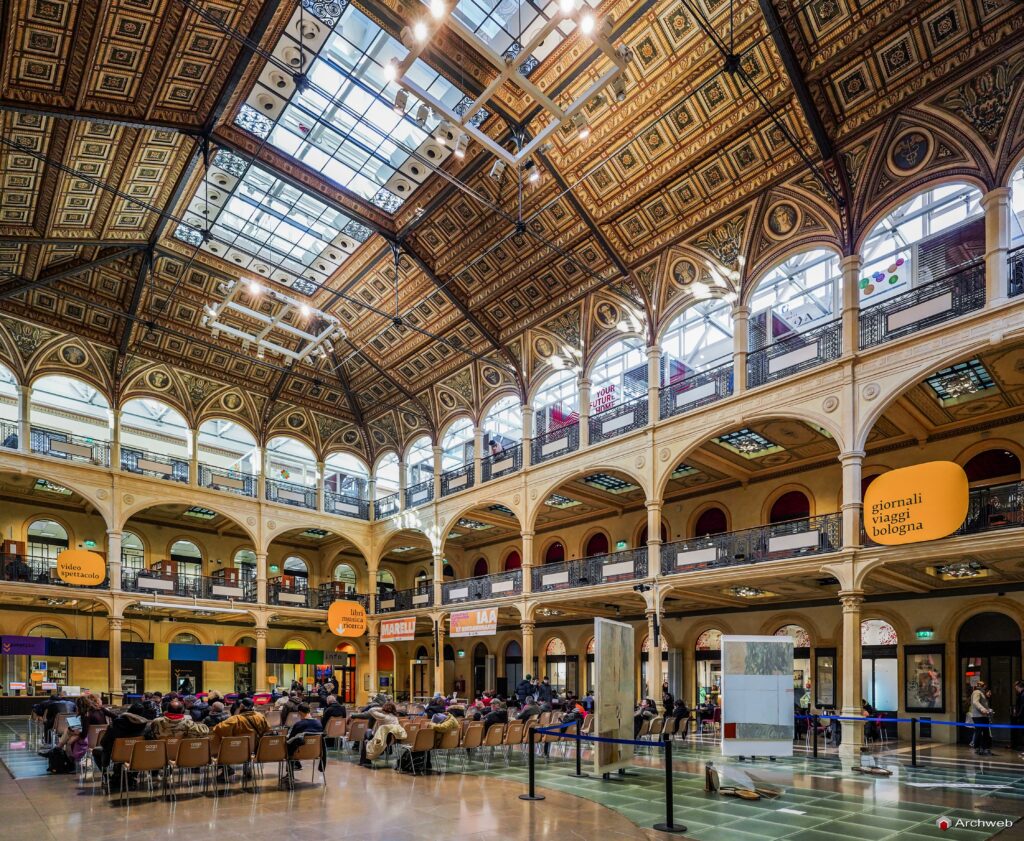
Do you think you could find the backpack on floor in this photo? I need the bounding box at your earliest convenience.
[46,748,75,774]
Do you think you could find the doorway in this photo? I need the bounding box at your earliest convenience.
[171,661,202,693]
[957,612,1021,744]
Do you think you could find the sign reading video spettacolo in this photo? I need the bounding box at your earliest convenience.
[863,461,969,545]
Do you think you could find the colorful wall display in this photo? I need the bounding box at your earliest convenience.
[721,635,794,758]
[863,461,969,545]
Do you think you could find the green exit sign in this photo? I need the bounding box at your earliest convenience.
[915,628,934,639]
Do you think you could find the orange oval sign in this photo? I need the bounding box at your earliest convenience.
[864,461,968,545]
[56,549,106,586]
[267,675,278,685]
[327,600,367,637]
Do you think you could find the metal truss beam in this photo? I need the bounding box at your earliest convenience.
[0,247,143,300]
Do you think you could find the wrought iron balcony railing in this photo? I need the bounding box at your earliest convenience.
[31,426,110,467]
[442,569,522,604]
[405,478,434,509]
[268,577,314,608]
[859,261,985,349]
[3,554,109,588]
[265,477,317,510]
[374,492,400,519]
[121,447,189,483]
[660,513,842,576]
[198,463,257,497]
[660,361,733,420]
[1009,246,1024,298]
[376,585,433,613]
[316,584,371,611]
[747,319,842,388]
[325,489,370,520]
[481,442,522,482]
[531,421,579,465]
[589,397,648,444]
[532,547,648,593]
[440,463,475,497]
[0,419,18,450]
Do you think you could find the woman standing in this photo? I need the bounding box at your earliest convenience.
[970,680,994,756]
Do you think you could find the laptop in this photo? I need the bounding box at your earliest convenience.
[65,715,82,730]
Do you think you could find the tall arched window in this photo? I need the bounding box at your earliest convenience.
[589,338,647,413]
[861,619,899,715]
[265,436,318,487]
[170,539,203,581]
[533,369,579,436]
[376,569,396,594]
[283,555,308,578]
[27,519,69,574]
[695,628,722,705]
[860,183,983,305]
[544,637,572,694]
[544,541,564,565]
[197,418,258,479]
[482,396,522,453]
[234,548,257,580]
[504,550,521,571]
[28,623,68,686]
[406,435,434,486]
[374,452,400,501]
[119,398,190,465]
[122,531,145,572]
[660,299,734,382]
[769,491,810,524]
[0,363,17,436]
[440,417,474,471]
[324,452,370,501]
[472,557,488,577]
[585,532,609,557]
[30,375,111,461]
[333,562,357,592]
[964,449,1021,485]
[749,250,841,350]
[693,507,728,537]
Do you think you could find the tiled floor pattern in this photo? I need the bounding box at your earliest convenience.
[0,720,47,779]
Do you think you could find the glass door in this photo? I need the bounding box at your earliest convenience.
[959,649,1020,744]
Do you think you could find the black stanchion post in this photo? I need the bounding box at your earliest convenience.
[911,717,917,767]
[812,716,818,758]
[568,718,589,778]
[653,732,687,834]
[519,727,545,801]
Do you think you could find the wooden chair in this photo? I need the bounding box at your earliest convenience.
[481,724,505,769]
[80,724,107,782]
[434,727,461,773]
[252,734,287,789]
[284,711,302,728]
[323,716,347,754]
[342,720,367,757]
[662,716,678,740]
[105,737,141,796]
[122,740,168,803]
[170,737,211,798]
[264,709,282,728]
[394,726,435,776]
[212,736,253,795]
[288,734,325,787]
[502,720,524,765]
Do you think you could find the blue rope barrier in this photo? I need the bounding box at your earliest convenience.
[535,720,668,748]
[795,713,1024,729]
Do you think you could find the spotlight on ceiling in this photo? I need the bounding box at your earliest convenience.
[573,113,590,140]
[246,279,262,296]
[525,160,540,183]
[489,159,506,180]
[430,0,446,19]
[579,12,596,35]
[454,132,469,158]
[393,89,408,114]
[434,120,451,145]
[611,73,627,102]
[415,103,430,125]
[299,304,311,318]
[413,20,429,41]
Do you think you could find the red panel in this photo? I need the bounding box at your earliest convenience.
[723,722,737,739]
[217,645,251,663]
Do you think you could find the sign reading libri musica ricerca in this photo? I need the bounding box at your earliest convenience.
[863,461,969,545]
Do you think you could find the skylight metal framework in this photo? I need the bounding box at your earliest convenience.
[396,2,631,167]
[202,279,345,365]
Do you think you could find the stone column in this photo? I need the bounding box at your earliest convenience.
[398,459,408,510]
[473,426,483,486]
[18,384,30,455]
[578,376,591,447]
[367,477,376,521]
[433,617,446,695]
[432,445,442,500]
[645,500,663,575]
[256,552,268,604]
[981,187,1011,304]
[110,406,121,469]
[521,620,535,680]
[258,446,270,501]
[521,404,534,467]
[840,254,862,357]
[521,530,534,594]
[646,610,663,702]
[368,633,380,701]
[255,628,268,692]
[107,530,122,590]
[839,591,864,757]
[731,305,749,393]
[189,427,200,487]
[108,617,123,700]
[316,459,326,513]
[646,345,662,424]
[840,450,865,549]
[433,551,444,606]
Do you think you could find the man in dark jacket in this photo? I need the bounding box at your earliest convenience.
[517,696,541,721]
[515,674,533,703]
[321,695,347,747]
[286,703,323,769]
[204,701,230,727]
[425,693,447,716]
[95,702,149,771]
[482,701,508,733]
[537,677,554,704]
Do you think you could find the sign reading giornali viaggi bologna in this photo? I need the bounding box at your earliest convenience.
[327,600,367,637]
[449,608,498,638]
[864,461,969,545]
[380,617,417,643]
[56,549,106,586]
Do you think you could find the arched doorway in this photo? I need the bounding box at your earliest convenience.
[693,507,728,537]
[20,623,67,690]
[775,624,812,706]
[769,491,810,524]
[861,619,898,732]
[472,642,488,697]
[377,644,395,701]
[504,550,521,571]
[503,640,522,698]
[334,641,358,704]
[695,629,722,706]
[544,541,564,565]
[472,557,488,577]
[235,636,256,693]
[170,631,202,693]
[958,613,1021,744]
[412,645,430,700]
[544,637,575,695]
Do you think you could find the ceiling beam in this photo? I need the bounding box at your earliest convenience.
[0,101,202,135]
[0,247,144,300]
[685,448,758,482]
[329,348,364,426]
[0,236,149,247]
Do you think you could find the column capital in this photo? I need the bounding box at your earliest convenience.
[645,345,662,358]
[578,376,592,388]
[520,620,536,633]
[981,186,1011,206]
[108,617,124,631]
[254,628,268,640]
[367,634,380,646]
[106,529,123,538]
[520,529,535,539]
[840,253,862,269]
[838,591,865,611]
[731,303,750,319]
[645,499,662,511]
[839,449,866,464]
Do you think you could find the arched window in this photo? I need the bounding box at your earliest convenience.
[29,623,66,639]
[377,569,396,594]
[504,549,521,571]
[482,396,521,453]
[0,362,17,429]
[860,183,983,305]
[283,555,308,578]
[693,507,728,537]
[406,435,434,485]
[533,369,579,436]
[545,637,566,656]
[28,519,69,571]
[265,436,318,486]
[173,632,200,645]
[119,398,190,462]
[197,418,258,476]
[333,563,357,591]
[696,629,722,651]
[585,532,609,557]
[122,531,145,572]
[324,452,370,500]
[1008,161,1024,245]
[861,619,898,646]
[695,628,722,705]
[374,452,400,500]
[964,449,1021,485]
[234,548,256,580]
[544,637,571,694]
[638,522,669,544]
[544,541,564,565]
[472,557,488,577]
[443,560,455,579]
[414,568,429,589]
[775,624,811,648]
[440,417,474,472]
[28,624,68,685]
[660,299,734,382]
[749,250,841,349]
[170,539,203,580]
[589,338,647,412]
[30,375,111,454]
[769,491,810,524]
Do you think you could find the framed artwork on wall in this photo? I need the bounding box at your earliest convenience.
[905,644,945,713]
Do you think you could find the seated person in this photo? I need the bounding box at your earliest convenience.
[285,703,323,769]
[633,698,656,738]
[670,698,690,738]
[429,711,459,747]
[146,698,210,739]
[482,700,508,733]
[320,695,347,746]
[204,701,230,727]
[212,698,268,739]
[358,701,400,767]
[517,695,541,721]
[424,693,447,717]
[95,702,149,772]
